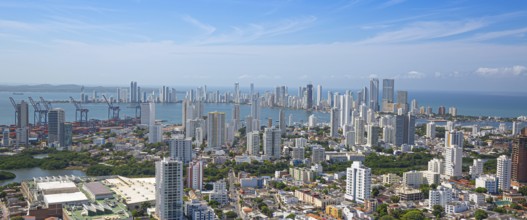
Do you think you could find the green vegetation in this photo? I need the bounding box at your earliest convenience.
[322,151,434,175]
[230,160,289,176]
[432,205,444,218]
[364,152,434,175]
[475,187,488,193]
[0,149,96,170]
[86,160,155,177]
[0,170,16,180]
[474,209,488,220]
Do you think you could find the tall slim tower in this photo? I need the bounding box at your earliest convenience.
[187,160,203,191]
[512,129,527,183]
[247,131,260,155]
[207,112,226,149]
[48,108,65,145]
[234,82,240,103]
[16,101,29,145]
[382,79,394,111]
[345,161,371,204]
[426,122,436,139]
[156,158,184,220]
[444,145,463,177]
[497,155,512,191]
[369,78,379,111]
[263,127,281,159]
[279,109,286,135]
[140,102,156,126]
[306,84,313,109]
[330,108,339,138]
[316,85,322,107]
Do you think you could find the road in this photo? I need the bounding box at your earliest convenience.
[0,200,9,220]
[228,169,241,218]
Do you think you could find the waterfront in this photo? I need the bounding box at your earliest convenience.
[0,167,86,186]
[1,90,526,126]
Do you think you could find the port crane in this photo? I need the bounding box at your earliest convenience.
[102,95,120,120]
[69,96,89,126]
[9,97,19,125]
[28,97,48,125]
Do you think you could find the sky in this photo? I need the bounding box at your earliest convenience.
[0,0,527,91]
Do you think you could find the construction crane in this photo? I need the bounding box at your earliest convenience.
[69,96,89,126]
[39,96,52,111]
[9,97,19,125]
[28,97,48,125]
[102,95,120,120]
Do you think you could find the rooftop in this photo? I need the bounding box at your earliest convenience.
[43,192,89,205]
[104,176,155,205]
[84,182,112,196]
[37,181,77,191]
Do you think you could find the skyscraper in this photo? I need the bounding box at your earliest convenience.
[187,160,203,191]
[156,158,184,220]
[369,78,379,111]
[382,79,395,109]
[247,131,260,155]
[169,138,193,163]
[396,90,408,112]
[426,122,436,139]
[140,102,156,126]
[149,124,163,144]
[232,104,240,131]
[445,130,464,148]
[392,113,415,146]
[354,118,364,145]
[207,112,225,149]
[250,95,260,128]
[330,108,339,138]
[306,83,313,109]
[366,125,379,147]
[16,101,29,145]
[263,127,281,159]
[279,109,286,135]
[48,108,65,145]
[130,81,138,103]
[429,186,453,209]
[444,145,463,177]
[497,155,512,191]
[316,84,322,107]
[345,161,371,204]
[512,129,527,183]
[234,82,240,104]
[311,145,326,164]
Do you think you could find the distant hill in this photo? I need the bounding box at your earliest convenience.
[0,84,118,93]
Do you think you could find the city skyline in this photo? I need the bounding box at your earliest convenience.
[0,0,526,91]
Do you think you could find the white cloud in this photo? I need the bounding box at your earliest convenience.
[238,74,251,79]
[182,15,216,35]
[467,27,527,41]
[197,16,317,44]
[474,65,527,77]
[359,19,486,44]
[397,71,426,79]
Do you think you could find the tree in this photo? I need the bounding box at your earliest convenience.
[401,210,425,220]
[475,187,488,193]
[486,197,493,203]
[225,211,238,218]
[432,205,444,218]
[376,204,389,217]
[390,195,400,203]
[379,216,397,220]
[519,186,527,196]
[372,187,380,197]
[474,209,488,220]
[286,214,296,219]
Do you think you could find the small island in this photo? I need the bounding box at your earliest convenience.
[0,170,16,180]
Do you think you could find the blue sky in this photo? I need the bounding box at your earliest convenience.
[1,0,527,91]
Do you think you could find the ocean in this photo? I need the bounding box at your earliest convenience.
[0,90,525,126]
